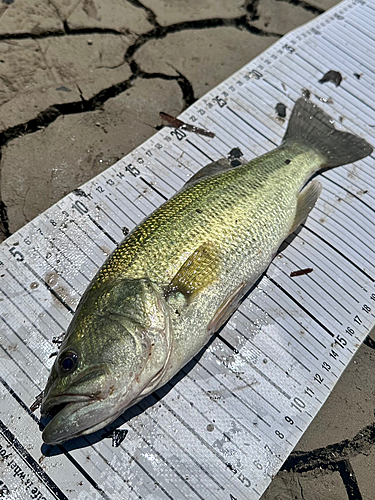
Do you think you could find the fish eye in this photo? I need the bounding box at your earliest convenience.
[58,350,78,374]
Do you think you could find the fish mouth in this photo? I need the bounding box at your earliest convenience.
[41,393,96,417]
[41,394,114,445]
[41,366,117,445]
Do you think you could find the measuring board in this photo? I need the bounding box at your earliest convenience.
[1,0,375,498]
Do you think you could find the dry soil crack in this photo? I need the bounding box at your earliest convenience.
[275,0,325,16]
[125,0,160,27]
[337,459,363,500]
[125,16,282,63]
[282,422,375,499]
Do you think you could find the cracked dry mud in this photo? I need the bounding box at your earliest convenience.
[0,1,374,499]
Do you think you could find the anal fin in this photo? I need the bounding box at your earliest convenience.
[290,179,322,234]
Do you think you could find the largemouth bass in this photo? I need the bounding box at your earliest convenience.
[40,99,373,445]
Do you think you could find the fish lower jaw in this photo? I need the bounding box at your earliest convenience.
[42,399,97,445]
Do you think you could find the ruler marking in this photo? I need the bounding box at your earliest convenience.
[139,176,168,201]
[6,269,66,331]
[0,376,39,422]
[0,284,52,348]
[55,225,98,268]
[33,247,79,293]
[295,232,368,293]
[154,157,188,185]
[281,241,362,305]
[142,395,227,493]
[96,204,125,232]
[45,236,91,282]
[0,420,69,500]
[183,370,262,444]
[303,226,374,283]
[218,334,292,403]
[227,106,279,147]
[1,378,113,500]
[235,333,302,386]
[71,219,116,259]
[105,194,138,226]
[163,149,197,174]
[87,214,119,246]
[247,299,320,362]
[314,199,375,257]
[267,277,335,340]
[0,345,43,393]
[277,254,352,316]
[310,209,375,273]
[185,139,215,162]
[277,269,345,326]
[239,309,312,372]
[129,406,220,500]
[23,262,74,315]
[319,192,375,248]
[322,173,375,216]
[196,353,272,428]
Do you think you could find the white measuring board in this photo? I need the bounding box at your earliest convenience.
[1,0,375,498]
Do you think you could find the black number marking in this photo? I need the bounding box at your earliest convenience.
[283,44,296,53]
[9,247,24,262]
[125,164,140,177]
[0,480,10,496]
[329,349,339,360]
[72,200,89,215]
[213,96,227,107]
[171,129,187,140]
[275,430,284,439]
[291,397,306,412]
[354,315,362,325]
[322,361,331,372]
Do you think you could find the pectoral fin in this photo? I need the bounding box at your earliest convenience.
[290,179,322,234]
[165,241,220,302]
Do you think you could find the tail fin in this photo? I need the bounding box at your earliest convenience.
[282,98,373,167]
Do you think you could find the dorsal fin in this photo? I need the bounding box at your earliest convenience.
[183,158,241,189]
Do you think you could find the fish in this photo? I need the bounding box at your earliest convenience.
[40,98,373,445]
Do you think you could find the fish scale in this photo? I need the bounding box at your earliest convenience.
[98,146,316,288]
